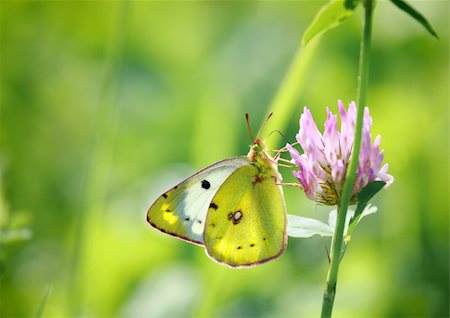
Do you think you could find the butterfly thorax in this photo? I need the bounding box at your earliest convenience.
[247,138,280,183]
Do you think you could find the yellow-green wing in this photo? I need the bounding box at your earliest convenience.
[203,164,287,267]
[146,158,249,245]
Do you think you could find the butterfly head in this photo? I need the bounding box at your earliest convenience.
[248,137,278,168]
[248,137,265,159]
[245,112,278,168]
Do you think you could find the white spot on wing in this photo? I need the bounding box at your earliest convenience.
[191,221,204,235]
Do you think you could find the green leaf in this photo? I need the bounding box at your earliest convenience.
[346,204,378,239]
[328,205,378,237]
[302,0,361,47]
[287,215,333,238]
[288,204,379,239]
[349,181,385,227]
[390,0,438,38]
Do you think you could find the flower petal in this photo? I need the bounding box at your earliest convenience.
[288,100,393,205]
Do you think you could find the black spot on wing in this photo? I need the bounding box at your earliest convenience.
[197,219,202,224]
[237,246,242,250]
[162,193,168,199]
[250,243,255,247]
[185,217,190,221]
[201,180,211,189]
[209,203,218,210]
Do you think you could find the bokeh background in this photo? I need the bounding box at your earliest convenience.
[1,1,448,317]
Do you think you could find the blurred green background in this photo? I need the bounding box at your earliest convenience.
[1,1,448,317]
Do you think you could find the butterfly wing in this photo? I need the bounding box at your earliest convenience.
[203,163,287,267]
[147,157,250,245]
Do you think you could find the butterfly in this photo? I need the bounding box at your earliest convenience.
[146,113,287,268]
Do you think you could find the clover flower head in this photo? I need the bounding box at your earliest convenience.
[287,100,394,205]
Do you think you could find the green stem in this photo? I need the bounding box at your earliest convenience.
[320,0,374,317]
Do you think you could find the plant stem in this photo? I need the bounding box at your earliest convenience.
[320,0,374,317]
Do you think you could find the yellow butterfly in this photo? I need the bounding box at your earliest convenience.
[146,114,287,268]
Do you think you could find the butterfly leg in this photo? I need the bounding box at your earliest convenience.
[264,152,296,169]
[275,182,303,188]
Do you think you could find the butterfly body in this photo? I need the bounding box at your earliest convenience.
[147,137,287,267]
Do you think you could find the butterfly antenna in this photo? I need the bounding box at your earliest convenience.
[255,112,273,141]
[266,129,291,145]
[245,113,255,143]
